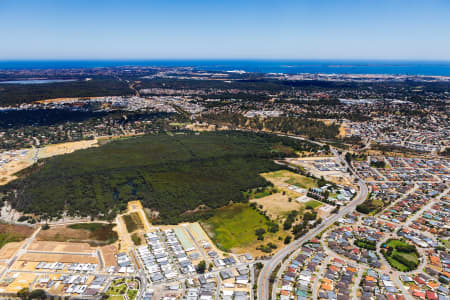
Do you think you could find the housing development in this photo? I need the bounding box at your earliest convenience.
[0,66,448,300]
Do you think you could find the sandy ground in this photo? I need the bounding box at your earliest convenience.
[261,171,310,197]
[16,253,98,264]
[27,241,95,254]
[37,139,98,159]
[0,148,36,185]
[0,224,35,237]
[338,122,351,138]
[36,226,92,242]
[0,242,24,260]
[286,157,356,188]
[250,193,301,220]
[100,244,118,267]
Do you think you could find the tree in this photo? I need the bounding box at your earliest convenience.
[284,235,292,244]
[29,289,47,299]
[197,260,206,274]
[17,288,30,300]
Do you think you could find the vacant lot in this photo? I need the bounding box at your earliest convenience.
[37,223,117,245]
[250,193,302,220]
[0,224,34,249]
[262,170,318,190]
[304,200,323,209]
[122,213,144,233]
[203,204,270,251]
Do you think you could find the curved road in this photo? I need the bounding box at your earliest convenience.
[257,155,368,300]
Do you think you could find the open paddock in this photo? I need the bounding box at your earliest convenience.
[0,242,24,260]
[17,252,98,265]
[100,244,118,268]
[27,241,95,254]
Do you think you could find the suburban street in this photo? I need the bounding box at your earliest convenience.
[257,147,369,300]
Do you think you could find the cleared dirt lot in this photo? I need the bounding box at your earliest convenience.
[0,224,34,237]
[28,241,95,254]
[0,149,36,185]
[37,139,98,159]
[100,244,118,267]
[15,252,98,264]
[37,226,92,242]
[250,192,302,220]
[0,242,24,260]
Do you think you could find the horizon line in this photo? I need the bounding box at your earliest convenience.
[1,58,450,63]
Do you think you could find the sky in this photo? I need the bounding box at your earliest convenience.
[0,0,449,60]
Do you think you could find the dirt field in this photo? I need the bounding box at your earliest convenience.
[0,149,36,185]
[250,193,302,220]
[16,252,98,264]
[285,157,356,188]
[28,241,95,254]
[37,139,98,159]
[36,226,92,242]
[0,224,35,237]
[100,244,118,267]
[0,242,24,260]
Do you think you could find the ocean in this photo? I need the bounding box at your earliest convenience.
[0,60,450,76]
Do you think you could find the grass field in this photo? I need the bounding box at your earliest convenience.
[244,186,277,199]
[204,204,270,251]
[384,239,419,272]
[127,289,138,300]
[122,213,143,233]
[38,223,118,245]
[286,176,318,189]
[263,170,318,189]
[67,223,118,243]
[0,233,24,249]
[0,224,34,249]
[304,200,323,209]
[131,233,142,246]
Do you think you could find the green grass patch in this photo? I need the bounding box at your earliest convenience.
[204,203,270,251]
[304,200,322,209]
[244,186,277,199]
[356,198,385,215]
[131,233,142,246]
[107,296,124,300]
[122,214,139,233]
[105,284,127,296]
[286,175,317,189]
[68,223,118,243]
[0,233,26,249]
[439,239,450,248]
[382,239,419,272]
[127,289,138,300]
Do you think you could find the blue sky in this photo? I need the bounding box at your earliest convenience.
[0,0,449,60]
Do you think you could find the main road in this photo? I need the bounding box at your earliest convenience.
[257,150,369,300]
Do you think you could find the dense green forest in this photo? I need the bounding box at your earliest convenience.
[0,78,132,106]
[202,112,340,140]
[3,131,323,224]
